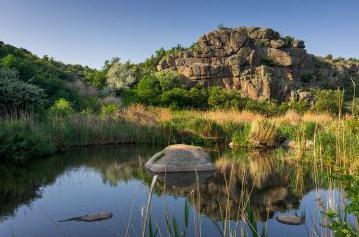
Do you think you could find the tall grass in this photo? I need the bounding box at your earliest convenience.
[1,104,358,163]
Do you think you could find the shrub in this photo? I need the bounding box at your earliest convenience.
[227,122,251,147]
[134,74,161,105]
[249,120,279,147]
[324,54,333,60]
[49,98,75,116]
[161,88,192,108]
[100,104,118,118]
[0,120,56,162]
[208,87,244,110]
[283,36,294,47]
[288,100,312,113]
[314,89,344,114]
[0,67,45,112]
[106,61,137,91]
[156,70,185,91]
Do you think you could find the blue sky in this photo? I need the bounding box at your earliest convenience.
[0,0,358,69]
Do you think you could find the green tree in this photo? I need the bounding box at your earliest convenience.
[134,75,161,105]
[107,61,137,91]
[0,67,45,112]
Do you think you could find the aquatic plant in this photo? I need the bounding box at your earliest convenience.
[249,120,279,148]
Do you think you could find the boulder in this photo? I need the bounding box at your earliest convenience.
[145,144,215,173]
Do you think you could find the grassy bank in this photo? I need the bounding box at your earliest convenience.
[1,105,358,165]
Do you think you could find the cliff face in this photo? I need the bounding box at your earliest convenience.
[157,27,359,101]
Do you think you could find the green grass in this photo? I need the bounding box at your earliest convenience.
[1,108,358,166]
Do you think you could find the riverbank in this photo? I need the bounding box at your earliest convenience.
[1,105,358,169]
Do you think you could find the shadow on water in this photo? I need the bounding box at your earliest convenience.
[0,145,342,236]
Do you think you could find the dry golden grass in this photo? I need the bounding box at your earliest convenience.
[249,119,278,147]
[118,104,172,126]
[271,110,333,124]
[302,112,333,123]
[272,110,302,124]
[196,110,263,124]
[118,105,335,129]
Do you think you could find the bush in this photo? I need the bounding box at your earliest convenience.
[49,98,75,116]
[227,122,251,147]
[156,70,185,91]
[208,87,244,110]
[314,89,344,114]
[106,61,137,91]
[134,74,162,105]
[100,104,118,118]
[161,88,192,108]
[0,67,45,112]
[0,120,56,162]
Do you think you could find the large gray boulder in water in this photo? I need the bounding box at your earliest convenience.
[145,144,215,173]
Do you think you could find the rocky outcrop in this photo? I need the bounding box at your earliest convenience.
[158,27,359,101]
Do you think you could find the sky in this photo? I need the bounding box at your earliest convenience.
[0,0,358,69]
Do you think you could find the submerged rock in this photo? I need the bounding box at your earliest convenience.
[58,211,113,222]
[281,139,314,149]
[276,215,304,225]
[145,144,215,172]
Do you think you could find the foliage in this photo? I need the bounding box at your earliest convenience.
[134,74,162,105]
[208,86,244,110]
[140,45,185,75]
[325,174,359,237]
[100,104,118,118]
[325,54,333,60]
[228,122,251,147]
[283,36,294,47]
[0,119,56,162]
[156,70,185,91]
[83,70,106,88]
[0,67,45,112]
[106,61,137,91]
[49,98,75,117]
[314,89,344,114]
[0,41,103,111]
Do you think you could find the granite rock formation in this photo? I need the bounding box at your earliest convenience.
[158,27,359,101]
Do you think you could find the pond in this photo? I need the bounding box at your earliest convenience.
[0,145,348,237]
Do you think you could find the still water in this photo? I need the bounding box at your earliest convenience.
[0,146,346,237]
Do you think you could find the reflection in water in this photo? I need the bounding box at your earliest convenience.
[0,146,339,237]
[0,146,157,223]
[152,150,317,221]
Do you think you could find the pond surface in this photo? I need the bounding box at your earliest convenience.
[0,146,347,237]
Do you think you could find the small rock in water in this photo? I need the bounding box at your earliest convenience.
[58,211,113,222]
[276,215,304,225]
